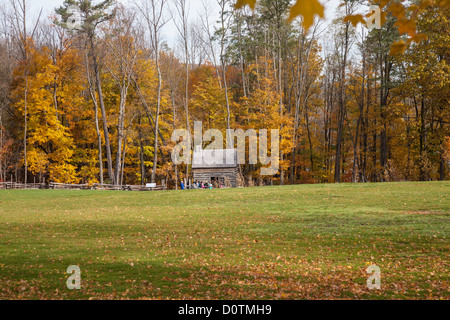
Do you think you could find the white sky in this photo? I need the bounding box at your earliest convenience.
[25,0,339,37]
[24,0,342,48]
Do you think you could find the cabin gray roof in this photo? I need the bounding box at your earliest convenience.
[192,149,238,169]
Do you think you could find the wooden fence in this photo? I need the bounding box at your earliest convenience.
[0,182,166,191]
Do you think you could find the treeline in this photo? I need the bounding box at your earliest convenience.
[0,0,448,188]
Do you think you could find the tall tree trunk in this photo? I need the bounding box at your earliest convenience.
[352,49,366,182]
[335,20,350,183]
[419,97,427,181]
[115,88,128,185]
[278,42,284,185]
[23,74,28,184]
[86,52,104,185]
[439,118,445,180]
[219,0,231,137]
[184,39,190,181]
[305,100,314,173]
[171,94,178,190]
[138,116,146,186]
[152,28,162,184]
[92,46,114,183]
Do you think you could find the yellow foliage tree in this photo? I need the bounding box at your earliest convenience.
[11,43,79,183]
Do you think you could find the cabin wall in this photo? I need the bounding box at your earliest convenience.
[192,167,239,188]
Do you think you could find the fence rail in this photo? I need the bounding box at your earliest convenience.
[0,182,166,191]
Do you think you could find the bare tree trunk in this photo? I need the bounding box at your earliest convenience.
[304,98,314,172]
[95,106,104,185]
[334,18,350,183]
[352,44,366,183]
[152,59,162,184]
[199,1,221,85]
[419,97,427,181]
[171,95,178,190]
[290,26,317,183]
[135,0,168,184]
[23,74,27,183]
[218,0,231,134]
[278,41,284,185]
[120,120,134,186]
[85,52,104,185]
[138,116,146,185]
[115,89,127,185]
[92,50,114,183]
[236,10,247,98]
[9,0,39,184]
[173,0,191,181]
[132,78,167,151]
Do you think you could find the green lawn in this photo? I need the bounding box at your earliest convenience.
[0,181,448,299]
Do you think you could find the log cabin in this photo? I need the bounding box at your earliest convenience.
[191,148,239,188]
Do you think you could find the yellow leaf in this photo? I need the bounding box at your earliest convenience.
[420,0,435,9]
[379,0,390,9]
[395,19,417,36]
[389,2,406,20]
[389,40,407,55]
[410,33,428,43]
[235,0,257,10]
[439,0,450,8]
[343,14,366,27]
[288,0,325,31]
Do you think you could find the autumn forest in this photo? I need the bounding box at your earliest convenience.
[0,0,448,188]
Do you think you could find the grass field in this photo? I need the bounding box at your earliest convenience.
[0,181,448,300]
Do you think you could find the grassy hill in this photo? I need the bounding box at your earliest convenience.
[0,181,448,299]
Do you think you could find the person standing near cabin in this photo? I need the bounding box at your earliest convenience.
[180,181,185,190]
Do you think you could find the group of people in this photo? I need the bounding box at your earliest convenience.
[180,180,225,190]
